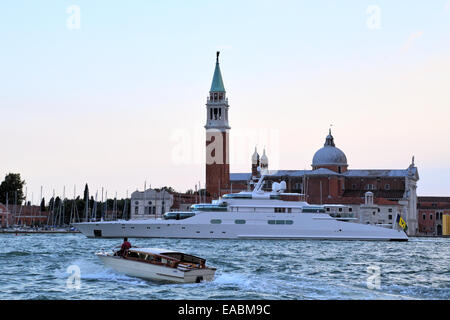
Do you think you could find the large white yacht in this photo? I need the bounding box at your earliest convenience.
[73,175,408,241]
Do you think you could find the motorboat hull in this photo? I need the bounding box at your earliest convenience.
[96,253,216,283]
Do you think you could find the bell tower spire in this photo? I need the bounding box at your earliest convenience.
[205,52,230,198]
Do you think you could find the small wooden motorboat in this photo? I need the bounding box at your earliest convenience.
[96,247,216,283]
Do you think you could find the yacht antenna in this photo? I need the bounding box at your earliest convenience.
[253,174,266,194]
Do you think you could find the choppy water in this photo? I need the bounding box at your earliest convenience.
[0,234,449,300]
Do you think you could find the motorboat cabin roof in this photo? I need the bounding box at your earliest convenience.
[128,247,206,264]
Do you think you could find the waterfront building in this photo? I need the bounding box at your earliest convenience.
[417,197,450,236]
[0,203,48,227]
[0,203,12,228]
[130,189,173,219]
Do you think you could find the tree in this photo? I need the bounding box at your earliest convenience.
[40,198,46,211]
[0,173,25,205]
[83,183,89,202]
[83,183,89,219]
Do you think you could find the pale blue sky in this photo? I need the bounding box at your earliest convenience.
[1,1,449,202]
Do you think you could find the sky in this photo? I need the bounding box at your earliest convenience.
[0,0,449,203]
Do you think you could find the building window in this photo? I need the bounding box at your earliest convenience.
[385,184,390,190]
[422,214,426,220]
[135,207,138,215]
[352,184,356,189]
[366,184,375,190]
[388,208,392,213]
[388,215,392,220]
[349,208,352,212]
[430,214,433,220]
[338,208,342,212]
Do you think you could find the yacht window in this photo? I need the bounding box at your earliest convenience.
[210,219,222,224]
[276,220,285,225]
[286,220,294,225]
[268,220,276,225]
[234,219,246,224]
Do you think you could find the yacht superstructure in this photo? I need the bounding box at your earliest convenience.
[73,175,408,241]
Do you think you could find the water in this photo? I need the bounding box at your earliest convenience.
[0,234,449,300]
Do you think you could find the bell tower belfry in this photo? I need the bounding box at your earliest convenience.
[205,52,230,198]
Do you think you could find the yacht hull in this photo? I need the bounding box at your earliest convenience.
[73,212,408,241]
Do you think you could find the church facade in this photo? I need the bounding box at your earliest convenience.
[203,53,419,236]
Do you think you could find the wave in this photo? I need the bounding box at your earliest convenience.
[1,251,31,257]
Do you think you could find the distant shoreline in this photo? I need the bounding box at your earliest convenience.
[0,230,80,234]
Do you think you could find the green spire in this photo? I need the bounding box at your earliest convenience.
[210,51,225,92]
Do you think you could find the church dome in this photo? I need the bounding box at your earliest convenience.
[312,130,348,167]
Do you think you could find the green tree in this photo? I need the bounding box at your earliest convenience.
[0,173,26,205]
[40,198,46,211]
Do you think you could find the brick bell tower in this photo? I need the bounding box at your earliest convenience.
[205,52,230,198]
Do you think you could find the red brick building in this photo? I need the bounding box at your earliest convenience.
[417,197,450,236]
[0,204,49,227]
[0,203,13,228]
